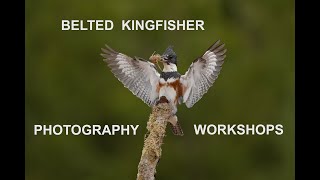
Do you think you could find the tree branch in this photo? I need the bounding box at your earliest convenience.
[137,99,172,180]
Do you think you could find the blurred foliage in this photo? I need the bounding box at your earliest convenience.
[26,0,294,179]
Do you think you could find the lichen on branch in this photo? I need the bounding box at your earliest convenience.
[137,100,172,180]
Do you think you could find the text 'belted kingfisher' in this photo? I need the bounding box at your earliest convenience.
[101,40,227,136]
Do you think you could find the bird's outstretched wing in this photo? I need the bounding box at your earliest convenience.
[101,45,160,106]
[180,40,227,108]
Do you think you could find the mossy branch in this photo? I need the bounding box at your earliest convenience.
[137,99,172,180]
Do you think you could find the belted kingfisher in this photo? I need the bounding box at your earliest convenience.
[101,40,227,136]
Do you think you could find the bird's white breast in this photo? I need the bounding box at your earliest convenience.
[159,77,177,103]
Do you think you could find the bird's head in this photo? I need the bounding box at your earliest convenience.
[161,45,177,65]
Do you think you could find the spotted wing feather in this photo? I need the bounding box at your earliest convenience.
[101,45,160,106]
[180,40,227,108]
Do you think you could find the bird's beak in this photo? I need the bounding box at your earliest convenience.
[160,55,168,62]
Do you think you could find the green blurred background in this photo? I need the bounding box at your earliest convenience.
[25,0,294,179]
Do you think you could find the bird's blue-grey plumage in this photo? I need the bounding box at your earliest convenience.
[161,45,178,65]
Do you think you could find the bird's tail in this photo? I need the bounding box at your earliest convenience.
[169,120,184,136]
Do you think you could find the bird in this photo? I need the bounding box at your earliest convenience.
[100,40,227,136]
